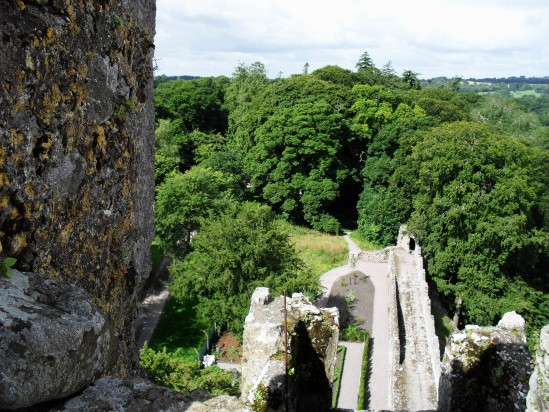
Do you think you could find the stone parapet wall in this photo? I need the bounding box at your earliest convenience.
[386,249,400,410]
[410,243,441,388]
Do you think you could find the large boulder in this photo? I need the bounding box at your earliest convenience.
[0,0,156,373]
[0,270,116,410]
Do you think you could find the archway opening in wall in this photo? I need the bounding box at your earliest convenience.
[409,238,416,251]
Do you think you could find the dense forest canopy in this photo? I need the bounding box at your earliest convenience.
[153,55,548,346]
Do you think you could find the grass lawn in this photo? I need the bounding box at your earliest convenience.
[348,231,382,251]
[511,89,540,98]
[148,295,211,360]
[277,220,348,277]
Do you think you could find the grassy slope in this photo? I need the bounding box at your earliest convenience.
[277,220,348,278]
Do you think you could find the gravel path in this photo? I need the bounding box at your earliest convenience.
[337,341,364,410]
[135,257,171,350]
[318,234,391,411]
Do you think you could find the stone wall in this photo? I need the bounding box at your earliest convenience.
[526,325,549,412]
[439,312,533,412]
[241,288,339,412]
[397,227,441,389]
[386,249,400,410]
[0,0,156,373]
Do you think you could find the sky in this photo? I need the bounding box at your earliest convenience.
[154,0,549,80]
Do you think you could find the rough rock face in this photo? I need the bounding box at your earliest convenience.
[526,325,549,412]
[241,288,339,412]
[0,270,116,410]
[42,377,250,412]
[0,0,156,372]
[438,312,533,412]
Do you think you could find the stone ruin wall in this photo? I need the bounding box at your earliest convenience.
[0,0,156,373]
[396,228,441,388]
[386,248,400,410]
[241,287,339,412]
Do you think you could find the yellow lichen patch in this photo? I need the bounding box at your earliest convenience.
[0,148,5,167]
[11,234,27,254]
[10,208,19,219]
[69,82,87,111]
[93,124,106,154]
[77,64,88,80]
[18,0,25,11]
[0,173,10,188]
[41,138,53,151]
[0,197,9,208]
[31,34,39,48]
[42,26,55,46]
[40,84,62,123]
[66,5,79,33]
[59,221,73,245]
[8,129,25,148]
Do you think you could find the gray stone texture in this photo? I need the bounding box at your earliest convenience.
[0,0,156,373]
[438,315,533,412]
[241,288,339,412]
[45,377,250,412]
[0,270,116,410]
[526,325,549,412]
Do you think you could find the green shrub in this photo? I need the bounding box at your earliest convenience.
[331,345,347,408]
[341,323,367,342]
[357,332,371,409]
[139,343,239,396]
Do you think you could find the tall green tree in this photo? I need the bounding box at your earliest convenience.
[169,202,316,335]
[246,97,350,232]
[155,166,234,256]
[406,122,548,327]
[154,76,229,134]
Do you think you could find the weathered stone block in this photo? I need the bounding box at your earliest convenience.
[0,270,116,410]
[438,312,533,412]
[241,288,339,412]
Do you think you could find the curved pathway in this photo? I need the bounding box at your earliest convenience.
[135,257,171,350]
[318,234,391,410]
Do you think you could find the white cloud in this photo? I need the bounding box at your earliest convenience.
[154,0,549,78]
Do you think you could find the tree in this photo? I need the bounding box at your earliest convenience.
[154,166,234,255]
[168,202,317,335]
[402,70,421,90]
[246,97,349,232]
[140,344,240,396]
[405,122,548,327]
[356,51,375,71]
[154,76,229,134]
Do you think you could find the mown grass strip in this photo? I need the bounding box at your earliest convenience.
[332,344,347,409]
[357,332,371,410]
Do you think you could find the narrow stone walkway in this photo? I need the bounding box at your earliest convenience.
[392,247,438,410]
[337,341,364,410]
[319,234,391,411]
